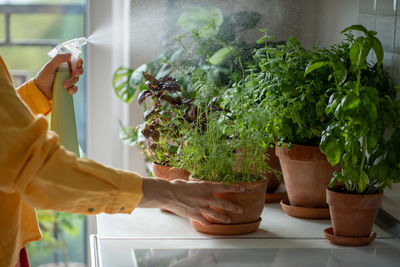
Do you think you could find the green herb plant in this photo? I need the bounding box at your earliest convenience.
[171,102,268,183]
[307,25,400,194]
[121,72,194,165]
[168,59,271,183]
[253,30,340,146]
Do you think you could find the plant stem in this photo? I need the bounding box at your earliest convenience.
[356,68,361,93]
[359,135,367,192]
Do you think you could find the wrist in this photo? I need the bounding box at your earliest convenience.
[138,177,175,209]
[33,76,51,100]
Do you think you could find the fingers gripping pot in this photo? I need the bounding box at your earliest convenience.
[48,38,87,156]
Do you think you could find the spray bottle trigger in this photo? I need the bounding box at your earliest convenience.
[48,37,88,72]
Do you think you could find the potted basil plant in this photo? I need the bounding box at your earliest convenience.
[253,31,341,218]
[307,24,400,246]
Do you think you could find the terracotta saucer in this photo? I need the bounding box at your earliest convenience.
[190,217,262,236]
[324,227,376,246]
[265,191,287,203]
[280,198,330,219]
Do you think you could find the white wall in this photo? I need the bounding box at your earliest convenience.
[315,0,359,48]
[383,183,400,220]
[87,0,146,176]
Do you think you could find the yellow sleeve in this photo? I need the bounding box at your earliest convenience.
[0,60,143,215]
[17,79,52,116]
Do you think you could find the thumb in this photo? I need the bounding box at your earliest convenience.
[45,53,71,73]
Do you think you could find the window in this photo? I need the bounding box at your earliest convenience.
[0,1,87,266]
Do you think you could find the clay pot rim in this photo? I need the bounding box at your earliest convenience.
[152,162,188,171]
[275,144,330,162]
[326,187,383,208]
[327,186,384,197]
[152,162,173,169]
[189,176,268,186]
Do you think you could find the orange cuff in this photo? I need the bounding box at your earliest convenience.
[17,79,52,116]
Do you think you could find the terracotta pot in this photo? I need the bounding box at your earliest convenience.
[152,163,190,213]
[275,144,340,208]
[189,177,268,235]
[326,188,383,237]
[152,163,190,181]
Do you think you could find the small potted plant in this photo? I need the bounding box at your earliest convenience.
[171,91,269,235]
[308,25,399,246]
[116,72,192,181]
[252,31,342,218]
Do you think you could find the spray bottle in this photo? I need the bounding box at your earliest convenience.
[48,37,87,157]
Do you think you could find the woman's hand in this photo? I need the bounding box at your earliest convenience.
[34,53,84,100]
[138,178,244,225]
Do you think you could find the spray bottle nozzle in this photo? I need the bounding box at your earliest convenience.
[48,37,88,58]
[48,37,88,71]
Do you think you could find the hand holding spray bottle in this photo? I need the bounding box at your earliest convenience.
[48,37,87,157]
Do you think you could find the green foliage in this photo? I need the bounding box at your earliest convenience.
[113,67,136,103]
[209,46,234,65]
[122,72,193,165]
[252,32,339,146]
[27,211,84,265]
[170,98,268,183]
[167,32,273,183]
[113,6,263,168]
[178,6,223,39]
[309,25,400,194]
[112,6,261,106]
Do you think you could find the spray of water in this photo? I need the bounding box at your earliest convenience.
[85,1,311,63]
[85,3,168,67]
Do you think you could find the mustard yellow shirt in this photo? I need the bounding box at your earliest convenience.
[0,56,143,267]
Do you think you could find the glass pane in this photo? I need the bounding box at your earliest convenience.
[0,46,52,78]
[0,14,4,42]
[11,14,84,42]
[26,211,86,267]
